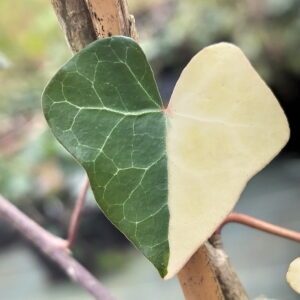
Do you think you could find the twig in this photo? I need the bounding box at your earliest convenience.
[85,0,136,39]
[67,176,90,248]
[178,245,225,300]
[218,212,300,242]
[178,237,249,300]
[50,0,97,53]
[51,0,137,53]
[0,194,115,300]
[208,235,248,300]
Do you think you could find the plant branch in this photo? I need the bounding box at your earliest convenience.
[208,234,248,300]
[179,234,249,300]
[50,0,97,53]
[50,0,137,53]
[219,212,300,242]
[67,176,90,248]
[0,194,114,300]
[178,244,225,300]
[85,0,138,40]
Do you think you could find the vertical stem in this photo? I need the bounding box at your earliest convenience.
[85,0,127,37]
[51,0,137,53]
[178,245,224,300]
[179,237,248,300]
[50,0,96,53]
[209,234,248,300]
[84,0,138,39]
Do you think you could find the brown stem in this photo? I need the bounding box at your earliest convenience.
[67,176,90,248]
[50,0,97,53]
[51,0,137,54]
[208,235,248,300]
[0,194,114,300]
[178,245,225,300]
[178,237,249,300]
[219,212,300,242]
[85,0,137,39]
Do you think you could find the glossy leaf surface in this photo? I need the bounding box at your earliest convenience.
[43,37,289,278]
[43,37,169,276]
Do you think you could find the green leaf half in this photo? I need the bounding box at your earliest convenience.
[42,37,169,276]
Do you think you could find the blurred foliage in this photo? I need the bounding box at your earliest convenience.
[0,0,299,279]
[0,0,66,62]
[0,0,69,118]
[135,0,300,80]
[0,0,72,202]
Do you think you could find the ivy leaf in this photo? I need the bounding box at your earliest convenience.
[42,37,289,279]
[287,257,300,294]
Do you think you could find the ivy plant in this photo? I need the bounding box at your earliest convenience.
[42,36,289,278]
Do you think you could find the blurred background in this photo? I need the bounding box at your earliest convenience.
[0,0,299,299]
